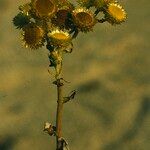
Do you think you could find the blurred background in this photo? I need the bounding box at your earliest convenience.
[0,0,149,150]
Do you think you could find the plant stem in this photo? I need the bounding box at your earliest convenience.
[55,79,64,150]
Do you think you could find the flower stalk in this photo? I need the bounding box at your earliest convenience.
[54,78,64,150]
[12,0,127,149]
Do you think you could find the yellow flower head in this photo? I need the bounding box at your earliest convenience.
[22,23,45,49]
[105,3,127,24]
[72,8,96,32]
[32,0,57,18]
[48,29,71,47]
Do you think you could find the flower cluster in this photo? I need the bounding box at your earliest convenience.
[13,0,127,77]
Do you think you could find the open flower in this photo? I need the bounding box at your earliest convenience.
[72,8,96,32]
[104,3,127,24]
[32,0,57,18]
[47,29,71,47]
[22,23,45,49]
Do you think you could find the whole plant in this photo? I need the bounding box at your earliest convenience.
[13,0,127,149]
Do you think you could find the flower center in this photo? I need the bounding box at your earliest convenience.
[76,12,93,25]
[52,33,69,40]
[24,25,43,44]
[108,5,125,20]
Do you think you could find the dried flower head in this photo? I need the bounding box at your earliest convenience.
[32,0,57,18]
[22,23,45,49]
[72,8,96,32]
[48,29,71,47]
[105,3,127,24]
